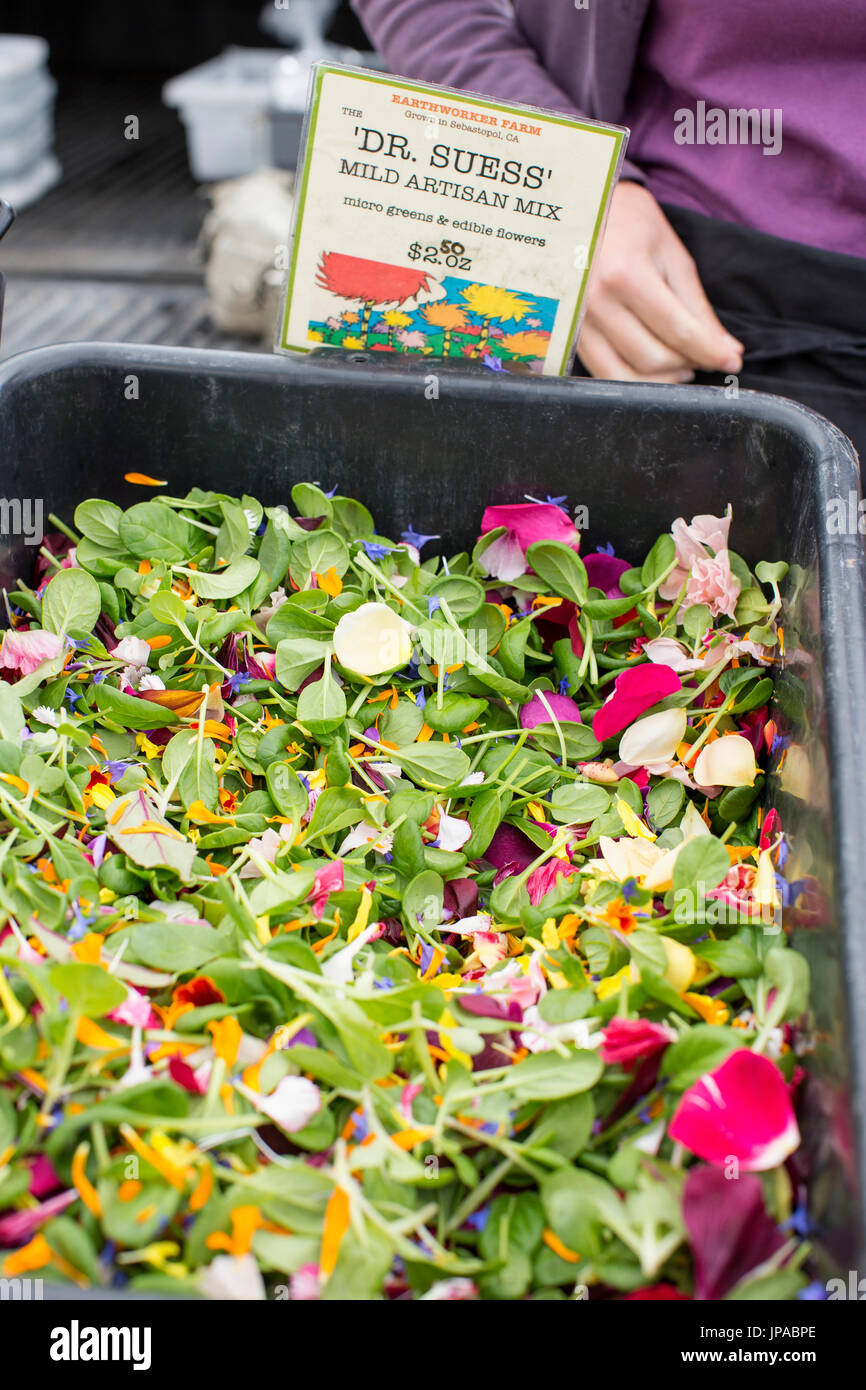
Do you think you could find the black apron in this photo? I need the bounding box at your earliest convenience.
[663,203,866,465]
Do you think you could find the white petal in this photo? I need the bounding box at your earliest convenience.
[481,532,526,583]
[618,708,687,767]
[694,735,757,788]
[111,636,151,666]
[199,1253,267,1301]
[333,602,413,677]
[435,810,472,852]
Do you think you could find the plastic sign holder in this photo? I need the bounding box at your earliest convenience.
[276,64,627,377]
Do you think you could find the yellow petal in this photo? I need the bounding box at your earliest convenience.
[660,935,696,993]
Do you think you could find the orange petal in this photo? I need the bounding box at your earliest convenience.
[2,1233,53,1275]
[186,800,235,825]
[208,1016,242,1068]
[125,473,167,486]
[542,1228,580,1263]
[319,1186,351,1280]
[72,1142,103,1218]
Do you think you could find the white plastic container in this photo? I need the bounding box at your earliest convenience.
[0,35,59,206]
[163,49,281,182]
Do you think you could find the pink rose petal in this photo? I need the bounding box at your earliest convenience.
[600,1017,676,1071]
[592,663,682,742]
[669,1049,800,1171]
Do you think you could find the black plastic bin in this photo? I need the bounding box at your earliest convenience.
[0,341,864,1285]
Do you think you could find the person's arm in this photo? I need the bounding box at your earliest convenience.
[350,0,647,180]
[351,0,743,383]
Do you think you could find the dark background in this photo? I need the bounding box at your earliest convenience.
[0,1,370,71]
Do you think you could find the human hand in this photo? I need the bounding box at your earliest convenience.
[578,181,744,383]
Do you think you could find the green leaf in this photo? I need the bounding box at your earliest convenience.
[681,603,711,641]
[184,556,260,600]
[537,988,593,1024]
[178,738,219,812]
[119,502,193,564]
[582,594,638,621]
[423,691,487,733]
[274,637,328,692]
[266,761,309,821]
[662,1024,743,1089]
[529,1093,594,1159]
[0,686,24,742]
[289,530,349,589]
[641,533,676,589]
[463,789,502,859]
[50,963,127,1017]
[755,560,788,586]
[296,671,347,737]
[148,590,187,626]
[427,575,485,622]
[128,922,226,973]
[292,482,333,520]
[671,836,731,898]
[402,870,444,933]
[305,786,365,841]
[329,495,375,542]
[214,500,253,568]
[42,568,101,639]
[94,684,180,731]
[764,948,810,1023]
[525,722,601,761]
[507,1048,603,1101]
[524,541,588,606]
[549,781,611,824]
[74,498,123,548]
[647,778,685,829]
[107,789,197,880]
[694,936,761,977]
[390,741,471,789]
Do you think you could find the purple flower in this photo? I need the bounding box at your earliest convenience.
[401,526,440,550]
[361,541,394,561]
[225,671,251,697]
[104,760,133,783]
[427,596,441,617]
[89,832,107,869]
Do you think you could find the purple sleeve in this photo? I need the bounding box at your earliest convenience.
[350,0,582,115]
[349,0,643,179]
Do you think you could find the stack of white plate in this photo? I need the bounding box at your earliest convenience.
[0,35,60,210]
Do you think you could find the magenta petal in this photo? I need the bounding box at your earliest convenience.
[669,1049,800,1171]
[584,553,631,598]
[520,691,583,730]
[309,860,345,918]
[483,823,538,873]
[28,1155,62,1198]
[592,662,682,742]
[526,858,578,906]
[0,1188,77,1244]
[683,1165,788,1299]
[600,1017,673,1072]
[480,503,580,553]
